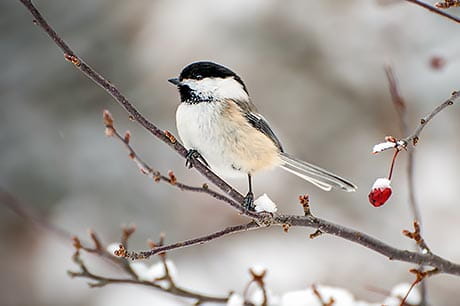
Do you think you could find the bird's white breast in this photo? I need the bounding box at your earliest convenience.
[176,102,242,177]
[176,101,220,150]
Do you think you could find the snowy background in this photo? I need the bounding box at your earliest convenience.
[1,0,460,305]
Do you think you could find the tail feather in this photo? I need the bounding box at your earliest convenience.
[279,153,357,192]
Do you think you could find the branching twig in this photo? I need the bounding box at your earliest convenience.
[405,0,460,24]
[399,268,439,306]
[69,230,229,304]
[243,267,269,306]
[376,88,460,155]
[403,221,431,254]
[116,222,260,260]
[121,224,136,248]
[299,194,311,216]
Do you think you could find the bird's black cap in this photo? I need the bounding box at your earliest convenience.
[178,61,248,93]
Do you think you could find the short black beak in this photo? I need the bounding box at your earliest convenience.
[168,78,181,86]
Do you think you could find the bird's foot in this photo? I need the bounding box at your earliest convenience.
[185,149,208,169]
[243,192,255,211]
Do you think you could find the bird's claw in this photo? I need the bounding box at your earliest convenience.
[243,192,255,211]
[185,149,208,169]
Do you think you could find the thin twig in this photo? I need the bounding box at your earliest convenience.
[406,148,422,226]
[388,148,401,180]
[403,221,431,254]
[405,0,460,23]
[376,89,460,155]
[243,267,268,306]
[402,90,460,146]
[407,146,427,305]
[118,222,260,260]
[399,268,439,306]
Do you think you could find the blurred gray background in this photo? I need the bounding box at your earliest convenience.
[1,0,460,305]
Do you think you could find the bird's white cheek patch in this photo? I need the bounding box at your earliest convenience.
[213,78,249,101]
[182,77,249,102]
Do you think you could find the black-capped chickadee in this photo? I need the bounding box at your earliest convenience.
[169,61,356,210]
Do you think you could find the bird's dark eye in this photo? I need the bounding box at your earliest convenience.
[195,74,203,80]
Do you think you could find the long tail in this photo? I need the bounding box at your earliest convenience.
[279,153,357,192]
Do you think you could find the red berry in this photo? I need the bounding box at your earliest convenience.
[368,178,392,207]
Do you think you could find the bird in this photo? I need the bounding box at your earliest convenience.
[168,61,356,210]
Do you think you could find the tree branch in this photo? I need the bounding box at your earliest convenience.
[276,214,460,275]
[117,207,460,276]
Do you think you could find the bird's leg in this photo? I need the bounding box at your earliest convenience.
[185,149,209,169]
[243,173,255,211]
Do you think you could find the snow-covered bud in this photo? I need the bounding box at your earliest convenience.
[368,178,392,207]
[372,136,406,154]
[254,194,277,213]
[106,242,121,256]
[372,141,397,154]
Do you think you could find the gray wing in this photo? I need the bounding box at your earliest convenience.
[232,99,284,152]
[245,112,284,152]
